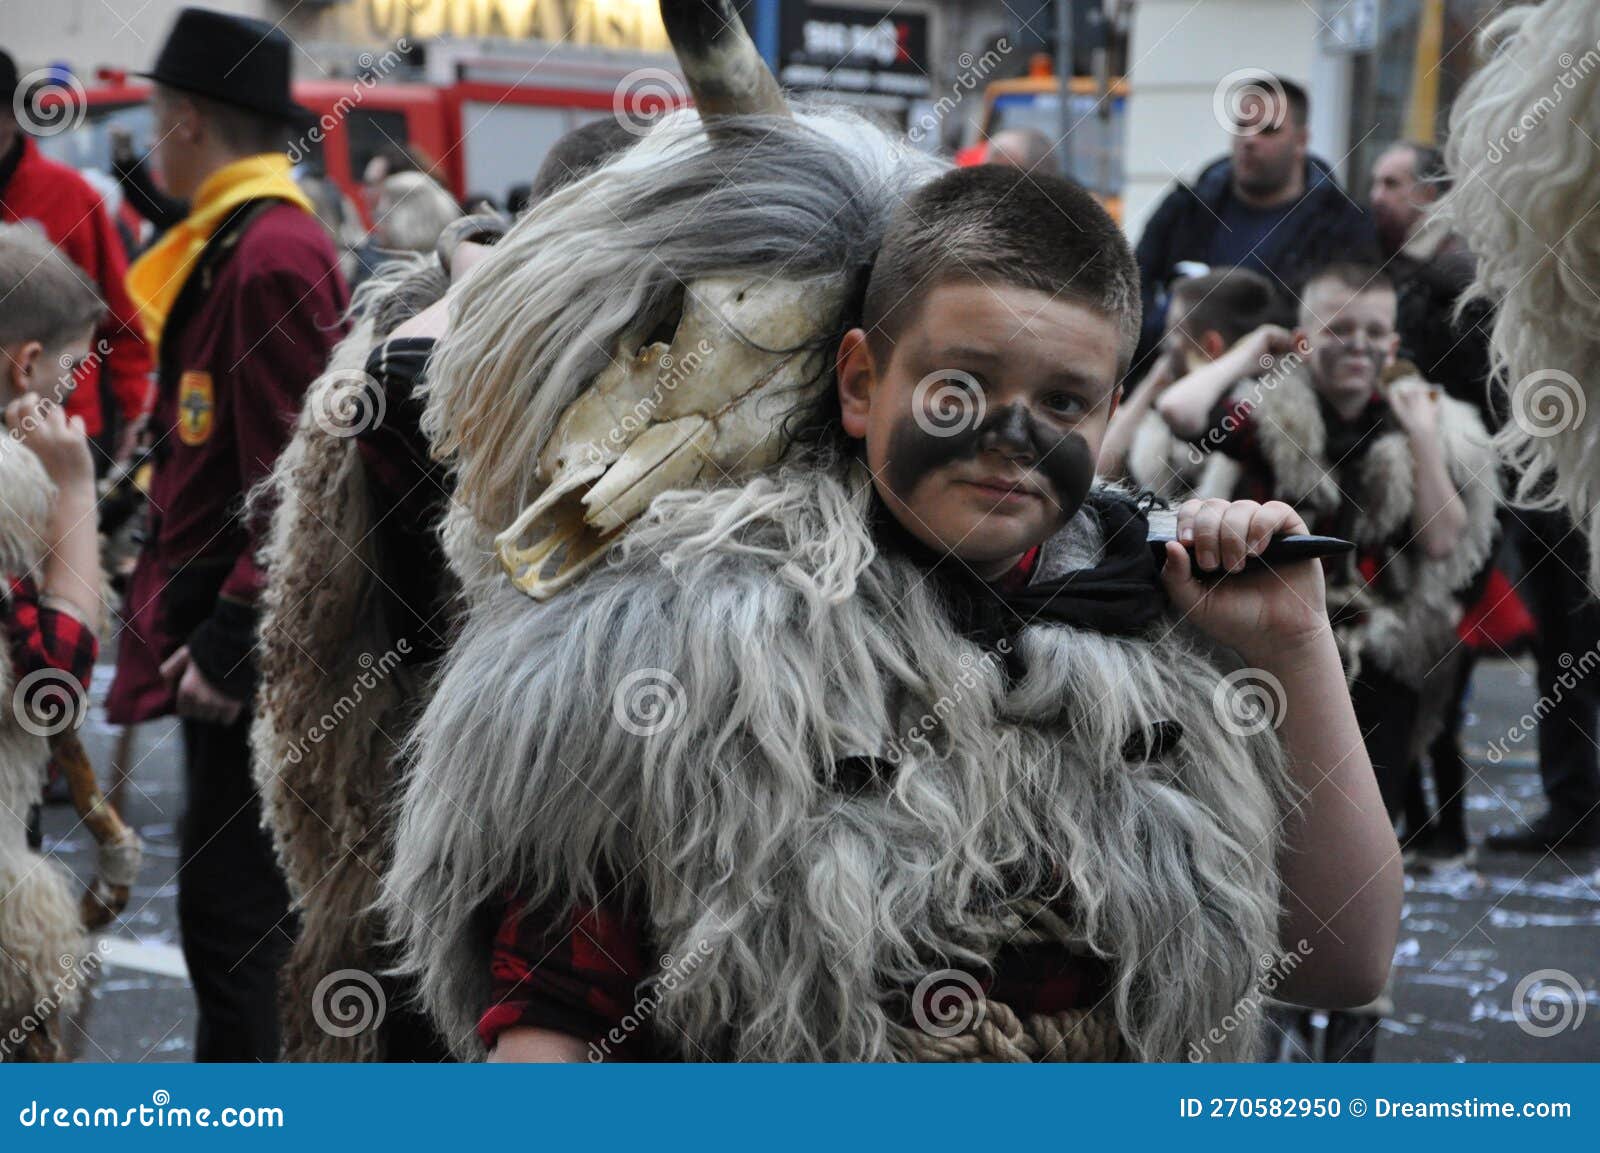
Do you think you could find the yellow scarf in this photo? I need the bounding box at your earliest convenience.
[126,153,314,353]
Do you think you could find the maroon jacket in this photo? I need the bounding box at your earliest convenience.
[106,199,348,723]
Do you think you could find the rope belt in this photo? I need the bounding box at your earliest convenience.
[892,898,1129,1063]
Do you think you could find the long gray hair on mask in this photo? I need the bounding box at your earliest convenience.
[419,105,943,593]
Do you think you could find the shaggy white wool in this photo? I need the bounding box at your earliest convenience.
[419,105,943,599]
[382,466,1296,1062]
[0,471,87,1056]
[1443,0,1600,587]
[1193,365,1501,688]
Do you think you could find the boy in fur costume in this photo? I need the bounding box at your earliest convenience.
[1151,263,1499,816]
[383,152,1402,1061]
[0,224,105,1060]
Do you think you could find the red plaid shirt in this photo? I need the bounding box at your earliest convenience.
[479,887,1113,1059]
[5,574,98,693]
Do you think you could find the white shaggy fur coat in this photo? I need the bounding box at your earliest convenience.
[0,440,87,1059]
[383,465,1297,1062]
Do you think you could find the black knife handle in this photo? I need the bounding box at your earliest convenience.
[1149,533,1354,573]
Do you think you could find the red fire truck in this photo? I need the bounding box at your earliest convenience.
[32,41,686,225]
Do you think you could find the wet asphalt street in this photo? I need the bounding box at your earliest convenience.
[40,657,1600,1062]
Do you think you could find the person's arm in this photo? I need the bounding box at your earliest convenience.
[1390,387,1467,559]
[489,1028,590,1062]
[110,134,189,233]
[4,395,101,626]
[1162,498,1403,1008]
[388,240,492,342]
[1098,351,1176,479]
[479,892,647,1062]
[1154,325,1292,439]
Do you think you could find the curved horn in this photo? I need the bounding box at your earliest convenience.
[660,0,788,119]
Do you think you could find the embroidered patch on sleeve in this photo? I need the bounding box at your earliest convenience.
[177,370,215,446]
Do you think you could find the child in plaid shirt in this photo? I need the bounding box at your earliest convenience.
[1,222,106,778]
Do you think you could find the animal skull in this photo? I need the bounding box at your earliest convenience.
[496,273,850,598]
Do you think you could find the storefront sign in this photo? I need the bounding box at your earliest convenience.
[778,2,931,99]
[363,0,669,51]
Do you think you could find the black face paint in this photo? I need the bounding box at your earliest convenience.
[884,400,1095,522]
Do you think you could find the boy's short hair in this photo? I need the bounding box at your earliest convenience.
[1299,263,1396,327]
[862,165,1142,373]
[0,223,104,350]
[1171,267,1290,347]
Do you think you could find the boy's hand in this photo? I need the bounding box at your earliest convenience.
[1244,324,1299,364]
[1387,384,1442,442]
[1160,498,1330,666]
[5,395,95,496]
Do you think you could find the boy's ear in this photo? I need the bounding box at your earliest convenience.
[836,327,877,440]
[1200,330,1226,361]
[4,340,42,398]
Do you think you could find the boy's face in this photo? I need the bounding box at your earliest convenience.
[1298,281,1398,412]
[2,333,90,405]
[838,281,1122,579]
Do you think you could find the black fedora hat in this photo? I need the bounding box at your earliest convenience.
[138,7,308,123]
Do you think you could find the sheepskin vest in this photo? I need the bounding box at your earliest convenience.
[1195,367,1500,688]
[384,465,1297,1062]
[1132,369,1491,687]
[0,441,87,1058]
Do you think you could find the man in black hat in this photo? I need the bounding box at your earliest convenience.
[106,7,349,1062]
